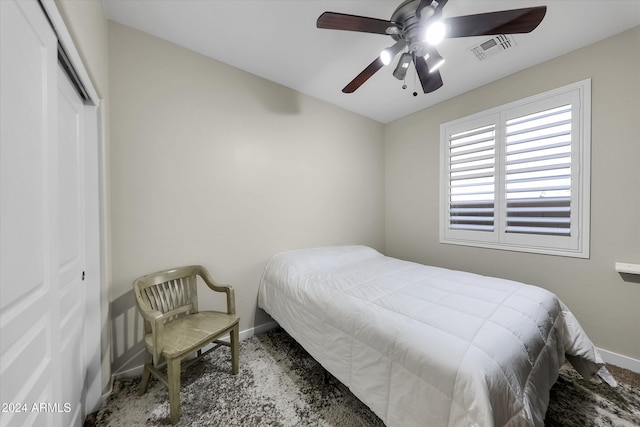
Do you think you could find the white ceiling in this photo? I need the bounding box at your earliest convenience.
[102,0,640,123]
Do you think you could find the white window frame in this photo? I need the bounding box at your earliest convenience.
[439,79,591,258]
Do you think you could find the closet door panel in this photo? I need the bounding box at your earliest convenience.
[56,67,86,427]
[0,1,58,426]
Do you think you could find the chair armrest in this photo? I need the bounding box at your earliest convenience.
[147,312,165,365]
[197,267,236,315]
[134,297,166,365]
[135,295,165,325]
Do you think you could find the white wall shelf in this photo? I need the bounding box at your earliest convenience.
[615,262,640,275]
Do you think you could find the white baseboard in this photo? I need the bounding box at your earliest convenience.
[241,320,278,340]
[598,347,640,373]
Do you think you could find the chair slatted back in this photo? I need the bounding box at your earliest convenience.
[133,266,201,333]
[143,277,196,316]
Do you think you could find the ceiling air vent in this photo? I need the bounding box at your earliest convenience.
[470,34,516,61]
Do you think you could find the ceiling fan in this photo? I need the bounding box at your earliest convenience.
[316,0,547,94]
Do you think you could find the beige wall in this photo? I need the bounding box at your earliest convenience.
[385,26,640,361]
[108,22,385,332]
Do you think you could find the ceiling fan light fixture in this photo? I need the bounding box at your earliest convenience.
[424,20,446,45]
[380,41,406,65]
[393,52,413,80]
[425,51,445,72]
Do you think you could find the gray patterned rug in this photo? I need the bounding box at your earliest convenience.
[93,328,640,426]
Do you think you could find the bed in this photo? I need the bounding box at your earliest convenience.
[257,245,615,427]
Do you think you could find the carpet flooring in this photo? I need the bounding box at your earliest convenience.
[92,328,640,426]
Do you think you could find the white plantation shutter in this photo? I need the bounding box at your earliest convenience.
[440,80,590,258]
[448,124,496,232]
[505,104,572,236]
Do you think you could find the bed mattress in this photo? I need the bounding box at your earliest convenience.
[258,245,611,427]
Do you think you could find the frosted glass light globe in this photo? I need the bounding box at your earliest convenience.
[425,21,446,45]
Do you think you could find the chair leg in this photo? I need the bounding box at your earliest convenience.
[139,353,153,395]
[231,324,239,375]
[167,357,181,425]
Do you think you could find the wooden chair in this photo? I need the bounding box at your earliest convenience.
[133,265,240,424]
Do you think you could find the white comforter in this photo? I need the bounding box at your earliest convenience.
[258,246,612,427]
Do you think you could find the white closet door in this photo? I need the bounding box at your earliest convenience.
[0,1,87,426]
[56,65,87,427]
[0,0,59,425]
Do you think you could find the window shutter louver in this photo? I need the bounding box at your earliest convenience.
[448,124,496,232]
[505,105,572,236]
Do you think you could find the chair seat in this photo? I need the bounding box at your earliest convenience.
[145,311,240,359]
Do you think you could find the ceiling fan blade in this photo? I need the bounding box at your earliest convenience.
[415,55,444,93]
[317,12,395,35]
[343,57,385,93]
[444,6,547,38]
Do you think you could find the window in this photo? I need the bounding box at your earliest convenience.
[440,80,590,258]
